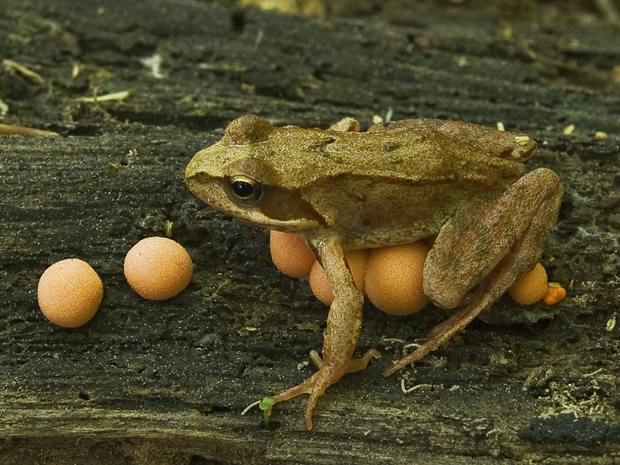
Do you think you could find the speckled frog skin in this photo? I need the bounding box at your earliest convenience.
[186,114,563,429]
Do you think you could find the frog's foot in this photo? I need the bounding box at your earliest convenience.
[309,349,381,372]
[272,349,380,429]
[385,255,529,375]
[383,300,487,376]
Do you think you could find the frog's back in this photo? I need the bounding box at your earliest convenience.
[268,122,529,191]
[288,123,532,249]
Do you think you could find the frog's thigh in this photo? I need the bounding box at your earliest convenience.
[424,168,562,309]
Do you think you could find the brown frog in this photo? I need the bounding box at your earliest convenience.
[185,114,563,429]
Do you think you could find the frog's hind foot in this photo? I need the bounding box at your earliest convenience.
[270,365,342,429]
[310,349,381,373]
[383,251,550,377]
[272,349,381,429]
[383,301,488,376]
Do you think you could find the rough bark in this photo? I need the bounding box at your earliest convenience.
[1,0,620,463]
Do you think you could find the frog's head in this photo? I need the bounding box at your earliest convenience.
[185,114,324,232]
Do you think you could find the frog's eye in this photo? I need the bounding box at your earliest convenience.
[228,175,263,204]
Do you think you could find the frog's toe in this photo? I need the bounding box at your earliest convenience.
[273,370,320,405]
[345,349,381,373]
[272,362,352,429]
[309,350,324,368]
[304,362,359,428]
[383,303,484,376]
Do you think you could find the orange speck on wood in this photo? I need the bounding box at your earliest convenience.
[544,284,566,305]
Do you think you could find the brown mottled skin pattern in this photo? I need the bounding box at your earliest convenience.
[185,114,563,429]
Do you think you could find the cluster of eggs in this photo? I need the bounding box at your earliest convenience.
[37,237,193,327]
[269,230,564,315]
[36,230,565,328]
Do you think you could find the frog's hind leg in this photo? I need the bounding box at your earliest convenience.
[383,285,494,376]
[384,168,563,376]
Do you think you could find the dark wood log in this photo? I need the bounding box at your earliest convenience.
[1,0,620,463]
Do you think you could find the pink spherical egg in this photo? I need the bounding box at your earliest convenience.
[37,259,103,328]
[124,237,193,300]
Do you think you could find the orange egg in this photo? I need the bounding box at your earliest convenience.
[365,242,429,316]
[270,230,316,278]
[508,263,548,305]
[309,249,369,306]
[37,259,103,328]
[124,237,193,300]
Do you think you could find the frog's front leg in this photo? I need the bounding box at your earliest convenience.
[385,168,563,375]
[271,240,380,429]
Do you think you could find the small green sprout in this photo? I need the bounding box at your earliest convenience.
[259,396,276,430]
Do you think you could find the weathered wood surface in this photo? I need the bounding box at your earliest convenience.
[1,0,620,463]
